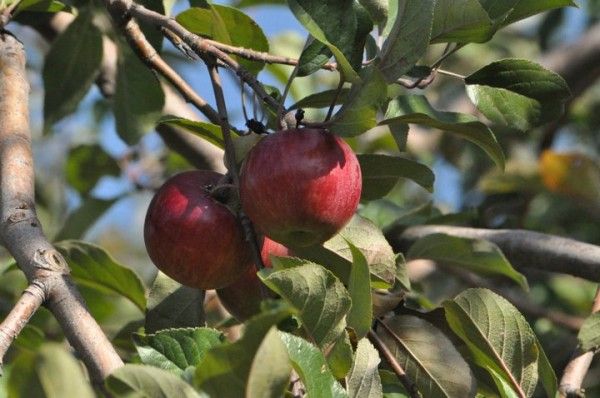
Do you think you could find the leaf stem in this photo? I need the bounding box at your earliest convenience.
[368,326,421,398]
[325,78,344,122]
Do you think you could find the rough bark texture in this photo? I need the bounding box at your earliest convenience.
[0,31,123,382]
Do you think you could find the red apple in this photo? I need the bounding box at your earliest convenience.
[144,170,252,289]
[216,238,291,321]
[239,128,362,247]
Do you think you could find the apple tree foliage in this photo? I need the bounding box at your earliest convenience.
[2,0,600,397]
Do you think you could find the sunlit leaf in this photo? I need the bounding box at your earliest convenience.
[347,242,373,339]
[346,338,383,398]
[56,240,146,311]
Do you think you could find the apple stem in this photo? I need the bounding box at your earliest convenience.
[205,57,266,270]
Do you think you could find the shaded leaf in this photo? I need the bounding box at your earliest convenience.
[378,0,434,83]
[65,144,120,195]
[43,10,102,127]
[289,87,352,110]
[280,332,348,398]
[443,288,541,397]
[377,315,476,397]
[287,0,360,81]
[327,331,354,379]
[114,47,165,145]
[133,328,225,374]
[430,0,492,43]
[358,154,434,201]
[332,66,387,136]
[106,364,202,398]
[246,328,291,398]
[381,95,505,168]
[346,338,383,398]
[176,5,269,74]
[407,233,528,290]
[56,240,146,311]
[146,272,205,334]
[260,260,351,348]
[578,313,600,352]
[347,242,373,339]
[157,116,224,148]
[380,369,409,398]
[194,306,293,397]
[55,197,116,241]
[500,0,577,28]
[297,38,333,77]
[465,59,570,131]
[35,344,95,398]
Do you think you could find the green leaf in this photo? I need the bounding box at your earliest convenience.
[176,5,269,74]
[35,344,96,398]
[358,154,434,201]
[377,315,477,397]
[296,39,333,77]
[478,0,520,23]
[380,369,410,398]
[443,288,541,397]
[106,364,202,398]
[260,260,351,348]
[114,47,165,145]
[347,242,373,339]
[56,240,146,311]
[332,66,387,136]
[378,0,434,83]
[578,313,600,352]
[246,328,291,398]
[380,95,505,169]
[15,0,69,14]
[146,272,205,334]
[194,306,293,397]
[327,331,354,379]
[157,116,224,148]
[407,233,528,290]
[289,87,352,110]
[55,197,116,241]
[14,325,45,351]
[536,338,558,398]
[133,328,225,374]
[430,0,493,43]
[42,10,102,127]
[64,144,120,195]
[346,338,383,398]
[465,59,571,131]
[500,0,577,28]
[287,0,360,81]
[359,0,388,24]
[280,332,348,398]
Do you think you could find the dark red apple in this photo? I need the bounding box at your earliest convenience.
[144,170,252,289]
[239,128,362,247]
[216,238,291,321]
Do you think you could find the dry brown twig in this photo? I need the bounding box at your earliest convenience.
[0,30,122,383]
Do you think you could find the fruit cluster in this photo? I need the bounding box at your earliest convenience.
[144,128,362,320]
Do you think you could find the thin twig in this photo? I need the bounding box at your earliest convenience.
[368,327,421,398]
[0,282,45,366]
[559,286,600,398]
[436,69,465,80]
[116,15,222,125]
[105,0,281,113]
[204,58,264,270]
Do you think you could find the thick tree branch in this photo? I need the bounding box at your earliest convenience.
[388,225,600,281]
[33,12,225,171]
[559,286,600,398]
[0,31,123,382]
